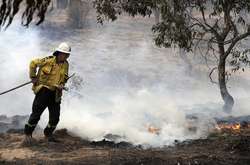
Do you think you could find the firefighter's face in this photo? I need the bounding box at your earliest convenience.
[57,52,69,63]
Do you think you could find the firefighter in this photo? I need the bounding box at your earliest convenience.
[23,42,71,144]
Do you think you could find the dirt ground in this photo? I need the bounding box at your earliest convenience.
[0,127,250,165]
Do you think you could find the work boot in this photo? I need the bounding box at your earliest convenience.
[45,135,60,143]
[21,135,37,147]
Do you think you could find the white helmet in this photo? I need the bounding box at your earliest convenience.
[54,42,71,54]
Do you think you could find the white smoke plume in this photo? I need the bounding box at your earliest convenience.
[0,23,42,116]
[0,16,249,147]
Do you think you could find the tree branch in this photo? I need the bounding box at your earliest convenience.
[225,32,250,57]
[200,5,220,39]
[209,67,218,84]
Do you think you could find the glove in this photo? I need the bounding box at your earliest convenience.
[31,77,38,85]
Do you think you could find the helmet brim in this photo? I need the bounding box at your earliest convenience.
[53,50,71,55]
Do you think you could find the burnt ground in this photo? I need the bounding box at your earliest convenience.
[0,127,250,165]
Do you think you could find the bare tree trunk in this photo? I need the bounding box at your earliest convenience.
[68,0,83,28]
[179,48,192,74]
[154,8,160,24]
[218,44,234,112]
[57,0,68,9]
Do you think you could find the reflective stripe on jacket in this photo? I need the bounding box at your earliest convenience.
[30,56,69,94]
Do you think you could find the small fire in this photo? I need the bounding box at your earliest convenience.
[147,125,161,135]
[216,122,249,131]
[233,124,241,130]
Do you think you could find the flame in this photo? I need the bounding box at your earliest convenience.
[232,123,241,130]
[216,123,242,131]
[147,125,160,135]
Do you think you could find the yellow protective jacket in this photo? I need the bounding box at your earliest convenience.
[29,56,69,95]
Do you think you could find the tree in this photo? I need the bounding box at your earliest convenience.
[93,0,250,112]
[56,0,68,9]
[0,0,90,29]
[153,8,160,24]
[68,0,83,28]
[68,0,91,28]
[179,48,193,74]
[0,0,51,28]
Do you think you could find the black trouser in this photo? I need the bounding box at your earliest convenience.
[24,87,61,137]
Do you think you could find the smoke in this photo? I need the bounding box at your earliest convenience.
[0,15,249,147]
[61,88,216,147]
[0,23,43,116]
[54,18,223,147]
